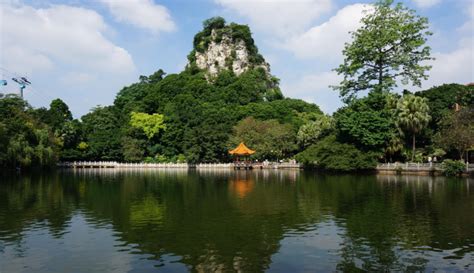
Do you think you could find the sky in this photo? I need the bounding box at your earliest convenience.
[1,0,473,117]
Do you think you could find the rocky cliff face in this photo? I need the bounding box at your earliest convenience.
[186,17,283,101]
[193,29,270,77]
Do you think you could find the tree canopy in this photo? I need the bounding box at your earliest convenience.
[416,83,474,130]
[435,106,474,160]
[229,117,297,161]
[1,14,472,171]
[130,112,166,140]
[334,0,432,102]
[395,94,431,161]
[334,91,397,151]
[0,96,59,169]
[295,135,377,171]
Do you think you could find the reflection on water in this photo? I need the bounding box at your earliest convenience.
[229,172,255,199]
[0,170,473,272]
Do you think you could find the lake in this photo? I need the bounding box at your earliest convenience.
[0,169,473,272]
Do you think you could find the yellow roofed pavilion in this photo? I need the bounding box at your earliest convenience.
[229,142,255,156]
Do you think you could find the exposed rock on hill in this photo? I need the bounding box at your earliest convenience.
[187,17,271,78]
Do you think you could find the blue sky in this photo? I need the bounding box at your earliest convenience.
[1,0,473,117]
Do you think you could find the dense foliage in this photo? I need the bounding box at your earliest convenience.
[130,112,166,139]
[297,114,332,148]
[334,91,397,151]
[0,18,320,166]
[395,94,431,161]
[0,96,60,169]
[191,16,264,64]
[229,117,297,161]
[1,7,472,172]
[441,160,466,177]
[104,67,319,163]
[326,0,473,169]
[416,83,474,131]
[81,106,122,160]
[435,106,474,160]
[295,135,378,171]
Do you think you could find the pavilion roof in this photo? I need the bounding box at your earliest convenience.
[229,142,255,156]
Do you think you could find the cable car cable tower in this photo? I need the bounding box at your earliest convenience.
[11,77,31,98]
[1,67,31,98]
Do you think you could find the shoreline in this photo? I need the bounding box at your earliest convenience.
[376,162,473,177]
[4,162,472,177]
[56,161,302,170]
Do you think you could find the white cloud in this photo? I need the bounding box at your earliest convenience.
[281,71,343,113]
[2,47,54,73]
[60,72,96,85]
[424,46,473,87]
[99,0,175,34]
[281,1,472,113]
[457,3,473,34]
[0,3,135,76]
[0,2,137,115]
[420,8,474,88]
[283,3,371,60]
[214,0,333,36]
[412,0,441,8]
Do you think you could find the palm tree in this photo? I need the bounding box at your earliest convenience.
[396,94,431,162]
[385,135,404,163]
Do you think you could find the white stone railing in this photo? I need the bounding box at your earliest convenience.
[377,162,473,172]
[196,163,233,168]
[277,162,302,169]
[58,161,189,168]
[58,161,303,169]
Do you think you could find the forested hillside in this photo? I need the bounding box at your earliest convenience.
[0,17,323,168]
[1,12,473,171]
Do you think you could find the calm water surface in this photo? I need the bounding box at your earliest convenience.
[0,170,473,272]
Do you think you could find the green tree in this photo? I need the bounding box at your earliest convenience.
[416,83,474,131]
[297,115,333,148]
[81,106,122,160]
[384,135,403,162]
[295,135,377,171]
[48,98,73,131]
[396,94,430,161]
[203,16,226,30]
[435,107,474,160]
[122,137,145,162]
[334,91,397,151]
[230,117,297,160]
[129,112,166,140]
[238,98,322,128]
[139,69,166,84]
[0,96,59,169]
[334,0,432,102]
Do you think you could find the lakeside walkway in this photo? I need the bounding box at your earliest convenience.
[377,162,473,175]
[57,161,302,169]
[57,161,473,175]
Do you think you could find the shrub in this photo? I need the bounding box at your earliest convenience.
[203,17,226,30]
[177,154,187,163]
[442,159,466,176]
[295,135,377,171]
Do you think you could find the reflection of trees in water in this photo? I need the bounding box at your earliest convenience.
[377,175,474,250]
[0,174,79,241]
[0,171,473,271]
[70,169,306,272]
[332,175,474,271]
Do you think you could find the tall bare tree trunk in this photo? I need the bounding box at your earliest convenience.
[412,134,416,162]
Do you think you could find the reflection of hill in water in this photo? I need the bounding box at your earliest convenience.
[0,171,473,272]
